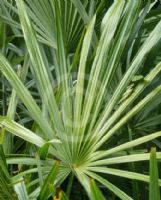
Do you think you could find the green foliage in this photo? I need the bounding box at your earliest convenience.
[0,145,17,200]
[0,0,161,199]
[149,148,161,200]
[38,161,59,200]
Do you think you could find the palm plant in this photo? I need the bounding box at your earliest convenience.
[0,0,161,199]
